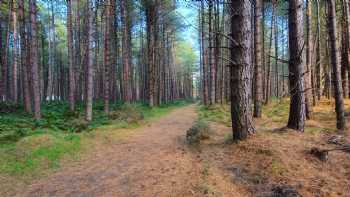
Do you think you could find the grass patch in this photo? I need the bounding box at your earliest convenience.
[270,158,286,176]
[0,100,191,177]
[263,99,289,123]
[0,132,81,176]
[198,104,231,126]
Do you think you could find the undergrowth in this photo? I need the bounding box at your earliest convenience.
[0,100,190,176]
[197,99,290,126]
[198,104,231,126]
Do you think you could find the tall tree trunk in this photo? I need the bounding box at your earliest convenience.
[274,5,279,98]
[327,0,347,130]
[229,0,255,141]
[144,0,157,107]
[209,0,215,105]
[11,0,18,103]
[46,0,55,101]
[316,0,322,101]
[85,0,94,122]
[67,0,75,111]
[305,0,313,119]
[262,2,266,102]
[265,0,276,104]
[1,2,11,101]
[201,0,208,105]
[103,0,114,113]
[254,0,263,118]
[18,0,32,113]
[342,0,350,98]
[121,0,131,103]
[287,0,306,132]
[29,0,41,120]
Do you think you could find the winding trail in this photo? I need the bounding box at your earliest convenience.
[21,105,204,197]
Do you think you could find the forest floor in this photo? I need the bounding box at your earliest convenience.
[2,99,350,197]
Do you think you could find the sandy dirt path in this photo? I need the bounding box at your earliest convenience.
[20,105,206,197]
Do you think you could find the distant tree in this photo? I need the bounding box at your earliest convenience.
[67,0,75,111]
[85,0,94,122]
[265,0,276,105]
[11,0,18,103]
[121,0,132,103]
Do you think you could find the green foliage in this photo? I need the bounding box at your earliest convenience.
[175,41,198,73]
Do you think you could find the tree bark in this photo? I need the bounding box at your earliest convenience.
[254,0,263,118]
[144,0,157,107]
[327,0,347,130]
[18,0,32,113]
[11,0,18,103]
[341,0,350,98]
[121,0,131,103]
[85,0,94,122]
[315,0,322,101]
[305,0,313,119]
[29,0,41,120]
[287,0,306,132]
[265,0,276,104]
[67,0,75,111]
[229,0,255,141]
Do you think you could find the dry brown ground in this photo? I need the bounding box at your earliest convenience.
[6,100,350,197]
[192,99,350,197]
[14,105,244,197]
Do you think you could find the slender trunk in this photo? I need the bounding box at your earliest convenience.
[342,0,350,98]
[274,7,279,98]
[341,2,349,98]
[85,0,94,122]
[18,0,32,112]
[201,1,208,105]
[327,0,347,130]
[1,2,11,101]
[305,0,313,119]
[11,0,18,103]
[145,0,157,107]
[29,0,41,120]
[265,0,276,104]
[67,0,75,111]
[121,0,131,103]
[103,0,113,113]
[209,0,215,105]
[254,0,263,118]
[46,0,55,101]
[316,0,322,100]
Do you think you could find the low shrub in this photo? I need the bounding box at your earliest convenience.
[186,120,211,144]
[109,104,144,124]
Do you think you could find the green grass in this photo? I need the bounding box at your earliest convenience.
[0,100,191,177]
[263,99,290,123]
[0,132,81,175]
[198,104,231,126]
